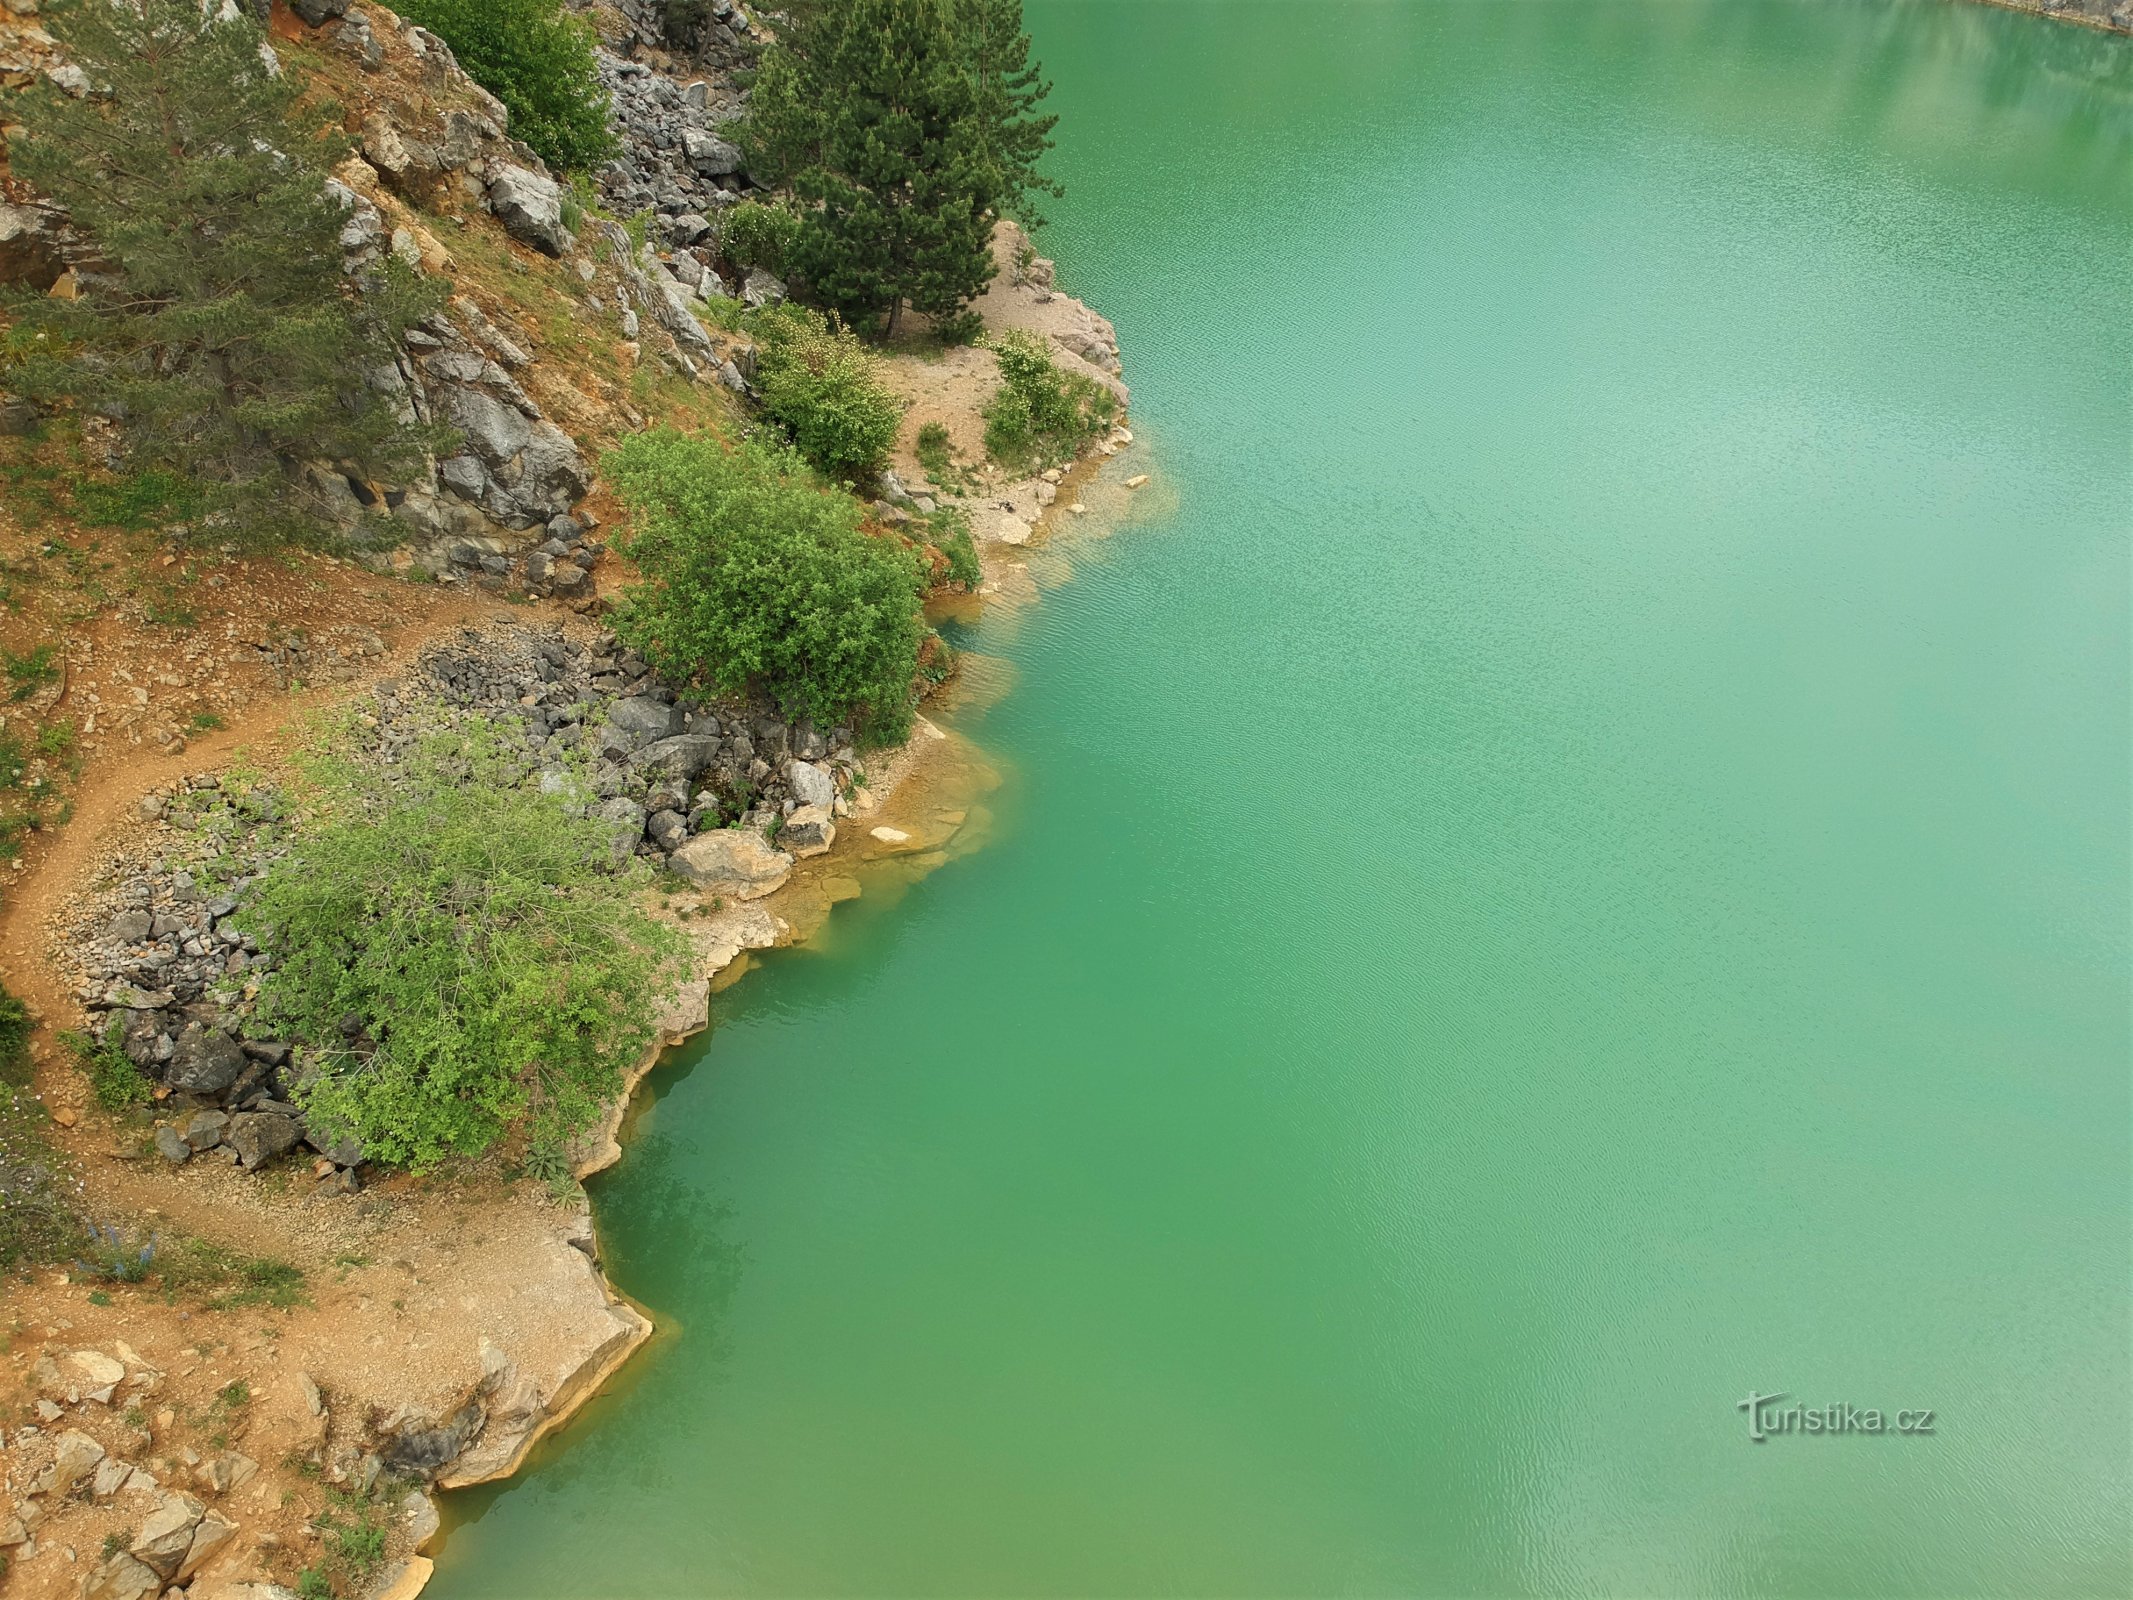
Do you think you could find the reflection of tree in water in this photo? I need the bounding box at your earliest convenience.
[457,1134,749,1515]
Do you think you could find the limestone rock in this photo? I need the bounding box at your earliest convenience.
[785,759,836,809]
[0,202,66,290]
[402,1488,441,1550]
[226,1111,302,1170]
[656,979,710,1042]
[382,1398,486,1478]
[668,831,792,899]
[40,1427,105,1495]
[435,386,531,470]
[167,1022,245,1097]
[487,165,572,256]
[81,1553,164,1600]
[781,805,835,858]
[605,696,682,747]
[130,1490,206,1577]
[64,1349,125,1390]
[177,1510,238,1581]
[630,734,720,783]
[742,267,786,308]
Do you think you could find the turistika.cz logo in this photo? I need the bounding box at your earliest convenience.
[1736,1391,1936,1442]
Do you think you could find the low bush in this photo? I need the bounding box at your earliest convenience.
[925,507,982,590]
[607,429,928,742]
[982,328,1116,469]
[750,304,904,483]
[64,1018,150,1111]
[721,198,802,278]
[397,0,615,174]
[0,980,29,1082]
[244,725,684,1170]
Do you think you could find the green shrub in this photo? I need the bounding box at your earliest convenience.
[65,1019,149,1111]
[982,328,1115,469]
[721,199,801,278]
[926,507,981,590]
[397,0,616,174]
[607,429,928,742]
[244,725,684,1170]
[72,471,202,532]
[0,980,29,1084]
[750,305,904,483]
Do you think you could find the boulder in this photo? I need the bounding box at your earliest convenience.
[742,268,787,308]
[511,420,590,513]
[131,1491,205,1578]
[487,165,572,256]
[605,696,681,746]
[155,1124,193,1164]
[381,1397,486,1478]
[289,0,349,23]
[435,386,531,470]
[681,128,743,176]
[302,1118,363,1169]
[177,1511,238,1582]
[66,1349,125,1389]
[785,759,836,809]
[647,809,689,852]
[183,1108,230,1150]
[166,1023,245,1097]
[226,1111,302,1170]
[42,1428,105,1495]
[629,734,720,783]
[668,831,793,899]
[781,805,835,858]
[107,909,154,944]
[0,202,66,291]
[81,1554,164,1600]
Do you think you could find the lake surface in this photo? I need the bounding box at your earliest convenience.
[430,3,2131,1595]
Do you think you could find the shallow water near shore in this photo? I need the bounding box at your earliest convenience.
[429,3,2130,1595]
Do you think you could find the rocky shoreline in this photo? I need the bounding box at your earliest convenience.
[1,379,1135,1600]
[0,2,1144,1594]
[1976,0,2132,33]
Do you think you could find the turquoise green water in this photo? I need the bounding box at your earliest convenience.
[432,4,2131,1595]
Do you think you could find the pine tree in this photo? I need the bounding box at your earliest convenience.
[4,0,445,542]
[967,0,1060,230]
[740,0,1059,335]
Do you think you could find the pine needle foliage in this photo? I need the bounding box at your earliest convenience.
[607,430,928,743]
[739,0,1059,334]
[3,0,446,544]
[246,725,684,1172]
